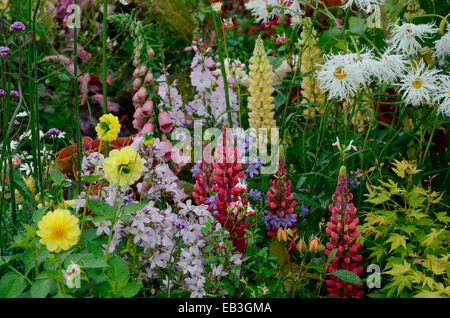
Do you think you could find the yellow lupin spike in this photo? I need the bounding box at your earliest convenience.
[247,36,276,131]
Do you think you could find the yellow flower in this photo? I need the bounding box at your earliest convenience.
[95,113,121,142]
[103,146,144,187]
[37,209,81,253]
[247,36,276,131]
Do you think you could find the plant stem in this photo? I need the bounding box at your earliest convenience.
[73,0,82,195]
[209,0,233,128]
[102,0,109,156]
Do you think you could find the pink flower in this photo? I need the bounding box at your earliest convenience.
[158,111,174,133]
[142,100,153,116]
[132,86,147,104]
[133,77,142,90]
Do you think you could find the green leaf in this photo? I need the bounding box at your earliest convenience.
[87,200,114,220]
[107,255,129,284]
[0,272,27,298]
[269,239,289,267]
[326,248,338,266]
[330,270,363,284]
[383,262,411,276]
[32,205,50,224]
[81,254,107,268]
[385,234,407,252]
[50,170,64,185]
[81,175,101,184]
[120,282,141,298]
[30,279,54,298]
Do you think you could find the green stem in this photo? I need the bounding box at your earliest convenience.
[209,0,233,128]
[102,0,109,156]
[73,0,82,195]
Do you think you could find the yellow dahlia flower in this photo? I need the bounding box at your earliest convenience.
[247,36,276,131]
[299,18,325,117]
[95,113,121,142]
[103,146,144,187]
[37,209,81,253]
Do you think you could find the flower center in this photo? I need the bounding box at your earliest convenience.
[333,65,347,80]
[52,227,67,239]
[412,77,423,89]
[405,28,413,37]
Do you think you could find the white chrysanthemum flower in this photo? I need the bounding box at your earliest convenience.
[10,140,18,150]
[245,0,273,24]
[389,21,438,55]
[245,0,303,24]
[397,60,440,107]
[434,26,450,66]
[434,75,450,116]
[16,111,28,118]
[212,1,223,13]
[315,53,367,100]
[365,48,407,83]
[342,0,385,13]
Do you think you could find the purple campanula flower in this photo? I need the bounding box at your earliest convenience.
[248,188,262,200]
[10,21,26,32]
[0,89,5,97]
[174,219,188,229]
[0,46,10,58]
[262,211,297,230]
[299,203,310,218]
[12,120,20,127]
[190,162,201,176]
[10,90,19,98]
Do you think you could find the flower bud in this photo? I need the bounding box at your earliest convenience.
[277,227,287,243]
[309,237,319,253]
[158,111,174,133]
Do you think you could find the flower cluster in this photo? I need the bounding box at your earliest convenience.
[210,130,250,252]
[247,36,276,130]
[325,166,364,298]
[299,18,325,117]
[264,158,297,248]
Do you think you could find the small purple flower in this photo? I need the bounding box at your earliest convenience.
[184,102,193,114]
[190,162,201,176]
[299,203,310,218]
[206,193,217,210]
[46,128,62,138]
[245,163,259,178]
[10,90,19,98]
[0,89,5,97]
[10,21,26,32]
[12,120,20,127]
[0,46,10,58]
[149,193,161,201]
[248,188,262,200]
[121,193,135,208]
[174,219,188,229]
[262,211,297,230]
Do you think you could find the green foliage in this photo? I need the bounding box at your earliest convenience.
[360,159,449,298]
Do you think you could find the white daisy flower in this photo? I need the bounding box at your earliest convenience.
[19,162,33,176]
[397,60,440,107]
[434,75,450,116]
[10,140,18,150]
[19,130,32,140]
[58,131,66,139]
[389,21,438,55]
[342,0,385,14]
[40,146,53,157]
[315,53,367,100]
[365,47,407,83]
[434,26,450,66]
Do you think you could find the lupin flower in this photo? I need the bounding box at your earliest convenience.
[264,158,297,249]
[325,166,364,298]
[247,36,276,130]
[299,18,325,117]
[210,129,250,252]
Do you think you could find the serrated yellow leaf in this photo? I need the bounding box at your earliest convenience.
[385,234,407,252]
[383,261,411,276]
